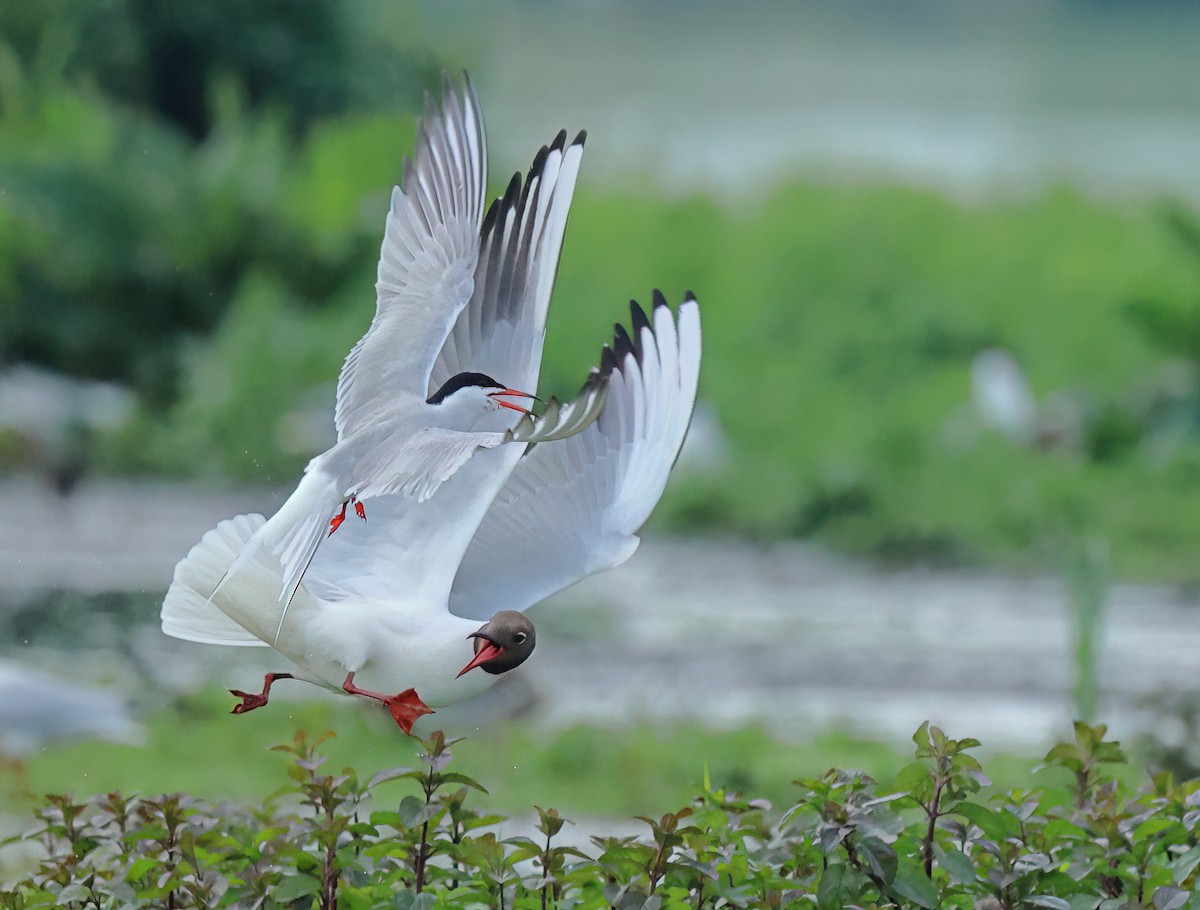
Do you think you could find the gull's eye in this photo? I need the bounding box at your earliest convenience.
[514,631,527,644]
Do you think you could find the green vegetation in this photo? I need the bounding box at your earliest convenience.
[99,181,1200,580]
[7,3,1200,581]
[5,722,1196,908]
[14,687,925,820]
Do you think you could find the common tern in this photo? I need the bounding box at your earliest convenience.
[161,76,701,732]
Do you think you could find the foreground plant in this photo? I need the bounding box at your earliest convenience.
[3,722,1200,908]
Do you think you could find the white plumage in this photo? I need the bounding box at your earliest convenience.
[161,76,701,732]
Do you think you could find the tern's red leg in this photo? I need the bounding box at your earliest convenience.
[341,672,433,734]
[354,498,366,521]
[328,501,348,537]
[230,672,295,714]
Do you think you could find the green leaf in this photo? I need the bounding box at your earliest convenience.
[857,836,897,884]
[124,856,158,881]
[817,862,845,910]
[893,761,932,795]
[394,891,439,910]
[933,844,975,884]
[439,771,489,793]
[366,766,413,789]
[1169,844,1200,885]
[955,802,1019,841]
[271,873,322,902]
[369,810,406,828]
[397,795,439,827]
[891,866,939,909]
[1153,886,1189,910]
[1027,897,1072,910]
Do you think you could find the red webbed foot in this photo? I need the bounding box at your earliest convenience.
[328,501,349,537]
[230,672,295,715]
[342,672,433,734]
[354,498,366,521]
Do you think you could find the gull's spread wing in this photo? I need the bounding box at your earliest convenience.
[335,75,487,438]
[430,130,586,397]
[447,292,701,621]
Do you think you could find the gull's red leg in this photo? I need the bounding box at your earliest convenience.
[353,497,366,521]
[230,672,295,714]
[328,501,348,537]
[342,672,433,734]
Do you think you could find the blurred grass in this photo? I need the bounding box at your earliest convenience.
[97,175,1200,579]
[11,687,1065,818]
[12,687,1147,820]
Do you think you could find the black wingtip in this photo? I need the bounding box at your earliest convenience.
[600,345,618,376]
[550,129,568,153]
[529,143,551,180]
[684,289,697,303]
[612,322,637,364]
[502,171,521,206]
[630,299,651,342]
[651,289,668,310]
[480,196,502,239]
[572,129,588,147]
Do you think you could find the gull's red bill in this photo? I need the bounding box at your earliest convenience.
[456,639,505,677]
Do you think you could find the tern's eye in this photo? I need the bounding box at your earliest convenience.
[514,631,527,644]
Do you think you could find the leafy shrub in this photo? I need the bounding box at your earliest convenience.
[4,721,1199,909]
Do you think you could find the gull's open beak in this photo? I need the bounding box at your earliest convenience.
[456,633,505,678]
[488,388,539,415]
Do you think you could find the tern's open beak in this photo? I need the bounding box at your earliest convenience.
[488,388,539,415]
[456,635,505,678]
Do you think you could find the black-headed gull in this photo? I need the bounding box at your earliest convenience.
[161,76,701,733]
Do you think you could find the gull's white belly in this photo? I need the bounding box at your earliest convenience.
[290,598,501,707]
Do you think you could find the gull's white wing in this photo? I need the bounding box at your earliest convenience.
[335,75,487,438]
[430,129,586,398]
[447,292,701,621]
[303,357,614,607]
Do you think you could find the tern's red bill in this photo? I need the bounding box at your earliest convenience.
[488,388,539,415]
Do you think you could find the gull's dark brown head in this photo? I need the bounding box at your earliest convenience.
[456,610,536,677]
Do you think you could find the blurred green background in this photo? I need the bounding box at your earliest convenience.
[4,0,1200,817]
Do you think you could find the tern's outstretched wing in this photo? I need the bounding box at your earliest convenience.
[335,75,487,438]
[429,129,586,399]
[447,292,701,621]
[348,371,610,505]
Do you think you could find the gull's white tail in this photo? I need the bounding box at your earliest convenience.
[221,470,339,603]
[161,511,323,648]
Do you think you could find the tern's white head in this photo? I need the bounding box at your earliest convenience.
[426,371,537,423]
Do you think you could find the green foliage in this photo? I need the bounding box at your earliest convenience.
[4,722,1200,908]
[9,6,1200,579]
[85,178,1200,578]
[0,1,432,404]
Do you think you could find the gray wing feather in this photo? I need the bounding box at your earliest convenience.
[335,76,487,438]
[430,130,586,396]
[448,293,701,620]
